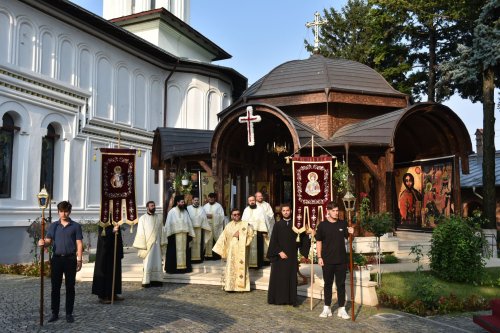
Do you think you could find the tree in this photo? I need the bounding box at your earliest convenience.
[439,0,499,228]
[361,212,393,286]
[305,0,414,95]
[369,0,480,102]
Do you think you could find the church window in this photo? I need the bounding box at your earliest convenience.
[0,114,15,198]
[40,124,58,197]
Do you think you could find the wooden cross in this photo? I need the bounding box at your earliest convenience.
[306,11,327,52]
[238,106,261,146]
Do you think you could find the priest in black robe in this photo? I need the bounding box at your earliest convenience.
[267,203,311,306]
[91,223,124,304]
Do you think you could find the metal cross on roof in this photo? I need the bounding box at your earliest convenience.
[238,106,261,146]
[306,11,327,53]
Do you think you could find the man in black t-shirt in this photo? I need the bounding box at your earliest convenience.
[315,202,354,319]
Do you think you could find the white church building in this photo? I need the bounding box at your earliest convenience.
[0,0,246,263]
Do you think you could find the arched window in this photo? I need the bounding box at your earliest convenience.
[40,124,57,197]
[0,114,15,198]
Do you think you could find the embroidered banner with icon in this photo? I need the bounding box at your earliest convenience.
[292,156,333,234]
[100,148,138,226]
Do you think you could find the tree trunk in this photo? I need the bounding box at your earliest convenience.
[482,66,495,228]
[427,26,437,102]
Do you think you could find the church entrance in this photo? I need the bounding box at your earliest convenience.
[212,107,295,215]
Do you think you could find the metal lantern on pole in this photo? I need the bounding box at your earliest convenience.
[37,186,49,326]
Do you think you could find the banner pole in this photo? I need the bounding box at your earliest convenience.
[311,135,314,157]
[39,207,45,326]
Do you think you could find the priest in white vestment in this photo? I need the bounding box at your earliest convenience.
[163,195,196,274]
[202,193,225,260]
[213,208,254,292]
[187,196,212,263]
[256,191,275,264]
[242,195,269,268]
[133,201,166,287]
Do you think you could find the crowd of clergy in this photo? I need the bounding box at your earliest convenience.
[130,191,352,318]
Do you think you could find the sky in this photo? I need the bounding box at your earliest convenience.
[70,0,496,150]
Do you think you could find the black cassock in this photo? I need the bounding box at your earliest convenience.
[267,218,311,305]
[165,234,193,274]
[92,226,123,299]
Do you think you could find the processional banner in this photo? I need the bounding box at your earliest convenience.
[100,148,138,231]
[292,156,333,234]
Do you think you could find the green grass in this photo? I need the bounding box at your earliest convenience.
[375,267,500,315]
[377,267,500,301]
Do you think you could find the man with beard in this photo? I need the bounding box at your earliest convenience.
[133,201,165,287]
[213,208,254,291]
[255,191,275,265]
[267,203,311,306]
[242,195,268,268]
[187,196,212,263]
[202,193,225,260]
[163,195,195,274]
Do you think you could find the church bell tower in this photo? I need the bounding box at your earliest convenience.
[103,0,190,23]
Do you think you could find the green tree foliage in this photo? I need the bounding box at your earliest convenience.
[429,216,488,283]
[438,0,499,228]
[308,0,488,102]
[305,0,413,95]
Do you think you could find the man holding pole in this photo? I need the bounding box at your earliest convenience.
[38,201,83,323]
[92,221,124,304]
[316,202,353,319]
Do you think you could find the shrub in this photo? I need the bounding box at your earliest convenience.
[429,215,487,283]
[0,262,51,277]
[383,253,399,264]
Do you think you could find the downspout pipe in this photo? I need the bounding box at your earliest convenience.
[163,59,180,127]
[472,186,483,200]
[163,60,179,220]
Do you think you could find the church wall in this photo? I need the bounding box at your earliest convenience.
[0,0,233,264]
[166,73,231,130]
[0,0,166,263]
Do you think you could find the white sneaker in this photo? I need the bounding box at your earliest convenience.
[319,307,332,318]
[337,307,350,320]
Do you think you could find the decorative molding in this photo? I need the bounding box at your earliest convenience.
[0,66,89,111]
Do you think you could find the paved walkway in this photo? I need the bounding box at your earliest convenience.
[1,274,491,333]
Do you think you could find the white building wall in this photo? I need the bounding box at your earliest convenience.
[0,0,236,264]
[0,0,167,263]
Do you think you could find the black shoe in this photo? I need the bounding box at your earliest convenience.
[66,314,74,323]
[142,283,151,288]
[99,297,111,304]
[48,314,59,322]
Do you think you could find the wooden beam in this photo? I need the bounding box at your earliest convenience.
[377,156,387,212]
[197,160,212,176]
[357,155,383,182]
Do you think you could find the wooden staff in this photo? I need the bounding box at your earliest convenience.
[111,221,117,304]
[111,132,122,304]
[348,210,355,321]
[39,207,46,326]
[309,232,315,310]
[310,135,315,310]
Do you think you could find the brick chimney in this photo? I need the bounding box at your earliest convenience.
[475,128,483,162]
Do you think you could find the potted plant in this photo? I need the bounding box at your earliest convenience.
[181,168,191,186]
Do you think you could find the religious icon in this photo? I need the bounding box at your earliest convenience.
[110,165,124,189]
[395,166,422,226]
[305,171,321,196]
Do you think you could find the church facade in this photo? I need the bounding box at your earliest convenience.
[0,0,245,263]
[153,54,472,229]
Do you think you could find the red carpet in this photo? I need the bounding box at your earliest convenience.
[474,299,500,333]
